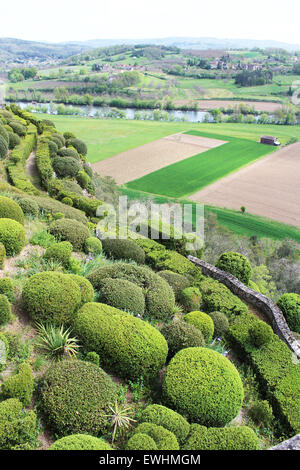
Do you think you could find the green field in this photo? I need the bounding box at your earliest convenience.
[125,130,277,197]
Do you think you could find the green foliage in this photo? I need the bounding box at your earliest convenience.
[160,320,205,358]
[44,241,73,267]
[58,147,80,160]
[199,277,248,318]
[133,422,179,450]
[84,236,102,255]
[8,133,21,150]
[22,272,81,325]
[0,333,9,372]
[184,311,214,343]
[85,351,100,367]
[35,322,80,361]
[0,294,11,325]
[182,424,259,450]
[48,140,58,157]
[49,434,113,450]
[52,157,81,178]
[277,293,300,333]
[0,135,9,159]
[1,362,34,406]
[61,197,73,206]
[216,251,252,285]
[126,433,157,450]
[0,278,14,301]
[74,302,168,381]
[39,360,117,436]
[67,138,87,156]
[18,198,39,217]
[30,229,56,248]
[35,140,53,188]
[98,278,145,316]
[249,400,274,428]
[66,274,95,304]
[180,287,202,312]
[0,242,5,269]
[0,398,37,450]
[249,322,273,347]
[0,196,24,224]
[141,404,190,444]
[9,121,26,137]
[102,238,145,264]
[0,125,9,144]
[0,218,27,256]
[76,170,91,189]
[163,347,244,426]
[158,270,191,301]
[208,311,229,338]
[49,218,90,251]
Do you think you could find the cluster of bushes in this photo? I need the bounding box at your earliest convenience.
[35,139,53,189]
[160,320,205,358]
[277,293,300,333]
[49,218,90,251]
[0,196,24,225]
[0,218,27,256]
[182,424,259,450]
[216,251,252,285]
[0,398,38,449]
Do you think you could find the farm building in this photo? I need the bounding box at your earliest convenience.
[260,135,281,146]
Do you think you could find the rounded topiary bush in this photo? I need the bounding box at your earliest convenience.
[98,278,145,316]
[53,157,81,178]
[0,242,5,269]
[74,302,168,381]
[49,434,113,450]
[61,197,73,207]
[48,140,58,157]
[163,347,244,426]
[44,241,73,267]
[126,433,157,450]
[0,126,9,144]
[39,360,117,436]
[141,404,190,444]
[8,132,21,150]
[18,198,39,217]
[180,287,202,312]
[0,196,24,224]
[66,274,94,305]
[1,361,34,406]
[0,398,37,450]
[184,311,214,343]
[0,219,26,256]
[208,311,230,338]
[101,238,145,264]
[182,424,258,450]
[0,294,11,325]
[249,321,273,347]
[134,423,179,450]
[77,170,91,189]
[22,272,81,325]
[58,147,80,160]
[84,236,102,255]
[67,138,87,156]
[49,218,90,251]
[0,278,14,300]
[277,293,300,334]
[216,251,252,285]
[158,270,191,301]
[8,121,26,137]
[0,135,9,159]
[160,320,205,358]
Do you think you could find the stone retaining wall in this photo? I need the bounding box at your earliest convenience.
[187,256,300,360]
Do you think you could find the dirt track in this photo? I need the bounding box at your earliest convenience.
[92,133,226,184]
[190,142,300,228]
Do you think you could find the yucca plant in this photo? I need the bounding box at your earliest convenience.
[105,401,136,443]
[35,322,80,361]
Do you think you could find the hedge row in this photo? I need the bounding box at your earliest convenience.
[227,313,300,435]
[9,104,44,134]
[35,139,53,189]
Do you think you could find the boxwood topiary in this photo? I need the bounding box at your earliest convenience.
[0,218,27,256]
[133,422,179,450]
[160,320,205,358]
[216,251,252,285]
[208,311,229,338]
[22,272,81,325]
[184,311,214,343]
[39,360,117,436]
[158,270,191,301]
[277,293,300,334]
[249,321,273,347]
[0,196,24,224]
[0,134,9,159]
[199,277,248,318]
[49,218,90,251]
[84,236,102,255]
[0,278,14,301]
[0,242,5,269]
[8,132,21,150]
[1,362,34,406]
[180,287,202,312]
[52,157,81,178]
[43,241,73,267]
[67,138,87,156]
[182,424,259,450]
[101,238,145,264]
[126,433,157,450]
[98,278,145,316]
[0,294,11,326]
[66,274,94,305]
[140,404,190,444]
[163,347,244,426]
[57,147,80,160]
[49,434,113,450]
[0,398,37,450]
[18,198,39,217]
[73,302,168,381]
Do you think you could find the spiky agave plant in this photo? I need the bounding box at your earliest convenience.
[105,401,136,443]
[35,322,80,361]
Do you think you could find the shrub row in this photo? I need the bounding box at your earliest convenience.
[182,424,259,450]
[35,139,53,189]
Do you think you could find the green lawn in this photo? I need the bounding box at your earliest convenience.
[125,130,277,198]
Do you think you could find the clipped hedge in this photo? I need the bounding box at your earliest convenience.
[277,293,300,334]
[18,198,39,217]
[160,320,205,358]
[0,196,24,225]
[22,272,81,325]
[126,433,157,450]
[133,422,179,450]
[35,140,53,189]
[98,278,145,316]
[0,294,11,326]
[49,218,90,251]
[199,277,248,318]
[0,278,14,300]
[141,404,190,444]
[74,302,168,381]
[216,251,252,285]
[182,424,259,450]
[49,434,113,450]
[158,270,191,301]
[208,311,229,338]
[39,360,117,436]
[180,287,202,312]
[0,218,27,256]
[184,311,214,343]
[84,237,102,255]
[102,238,145,264]
[1,362,34,406]
[0,398,37,450]
[66,274,94,305]
[43,241,73,267]
[163,347,244,426]
[0,242,5,269]
[31,196,87,224]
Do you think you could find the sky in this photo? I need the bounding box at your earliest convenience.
[1,0,300,44]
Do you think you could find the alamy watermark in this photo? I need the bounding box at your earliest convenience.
[96,196,204,252]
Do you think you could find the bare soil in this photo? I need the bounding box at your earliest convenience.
[190,142,300,228]
[92,133,226,184]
